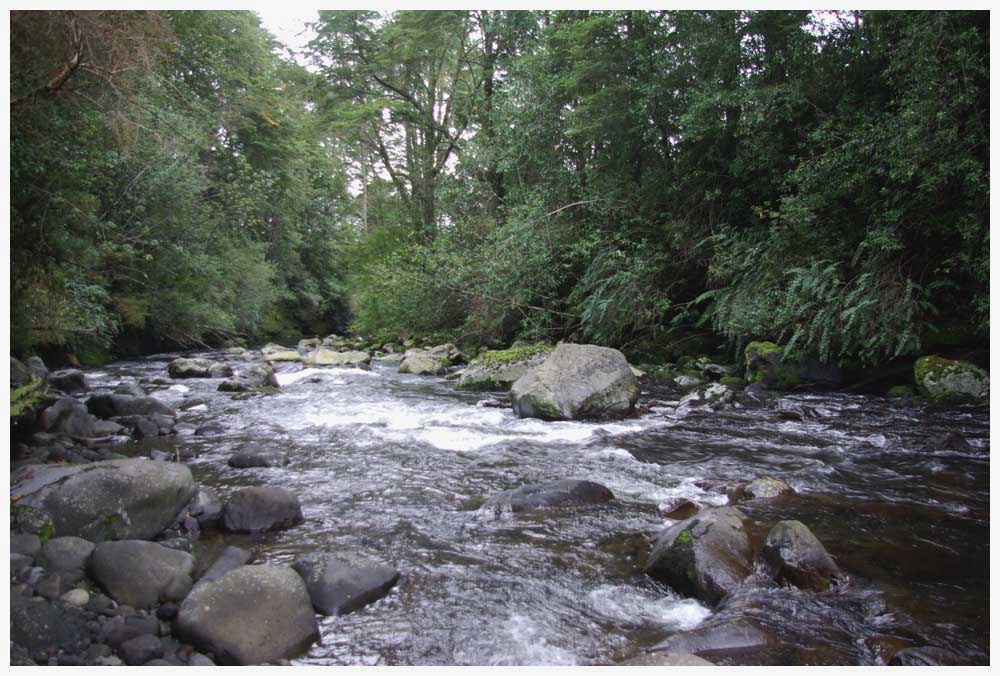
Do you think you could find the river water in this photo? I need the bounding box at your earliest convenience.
[85,351,989,665]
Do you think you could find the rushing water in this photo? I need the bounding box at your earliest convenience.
[86,351,989,665]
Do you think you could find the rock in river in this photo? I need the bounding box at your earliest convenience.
[89,540,194,608]
[175,564,319,665]
[221,486,304,533]
[644,506,753,605]
[455,344,553,391]
[167,357,233,379]
[762,520,844,592]
[510,343,640,420]
[10,458,196,541]
[291,551,400,616]
[483,479,614,514]
[914,355,989,403]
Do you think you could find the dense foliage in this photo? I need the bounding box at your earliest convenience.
[11,10,988,367]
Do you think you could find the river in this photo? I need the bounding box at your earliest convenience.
[83,350,990,665]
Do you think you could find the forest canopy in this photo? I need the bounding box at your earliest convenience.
[9,10,989,367]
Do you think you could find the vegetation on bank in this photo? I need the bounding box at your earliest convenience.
[10,11,989,369]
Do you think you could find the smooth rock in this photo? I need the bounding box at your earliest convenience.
[510,343,640,420]
[11,459,195,541]
[291,552,400,616]
[218,363,280,392]
[624,652,715,666]
[304,349,371,367]
[483,479,614,514]
[60,588,90,607]
[11,532,42,558]
[645,506,753,605]
[187,486,223,530]
[48,369,89,394]
[89,540,194,608]
[195,546,253,587]
[114,382,146,397]
[87,393,175,419]
[221,486,304,533]
[455,345,552,391]
[728,476,795,502]
[762,520,844,592]
[228,448,290,468]
[119,633,164,665]
[168,357,233,379]
[175,564,319,665]
[40,536,95,582]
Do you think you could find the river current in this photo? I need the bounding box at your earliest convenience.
[85,351,989,665]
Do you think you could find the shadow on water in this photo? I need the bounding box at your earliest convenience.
[86,353,989,665]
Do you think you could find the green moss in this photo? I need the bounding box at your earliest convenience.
[914,355,988,402]
[886,385,913,398]
[720,376,746,387]
[677,529,691,544]
[38,521,55,545]
[75,348,114,367]
[914,355,953,387]
[744,341,783,368]
[10,378,47,418]
[479,343,553,368]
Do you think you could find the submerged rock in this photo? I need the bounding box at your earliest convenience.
[483,479,614,514]
[649,617,773,659]
[196,546,253,587]
[728,476,795,502]
[914,355,989,403]
[87,393,176,419]
[175,564,319,665]
[221,486,304,533]
[89,540,194,608]
[623,652,714,666]
[228,448,290,468]
[644,506,753,605]
[291,552,400,616]
[762,520,844,592]
[510,343,640,420]
[455,344,553,391]
[10,458,196,541]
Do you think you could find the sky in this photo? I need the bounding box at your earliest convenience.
[256,8,319,57]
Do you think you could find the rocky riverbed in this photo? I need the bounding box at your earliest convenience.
[9,343,990,665]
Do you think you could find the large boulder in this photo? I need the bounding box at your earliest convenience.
[510,343,640,420]
[167,357,233,379]
[483,479,614,514]
[86,393,176,419]
[10,458,196,541]
[455,344,553,391]
[291,552,400,616]
[914,356,989,403]
[398,349,447,376]
[728,476,795,503]
[644,506,753,605]
[47,369,89,394]
[221,486,304,533]
[303,349,371,368]
[297,338,321,354]
[89,540,194,608]
[218,363,280,392]
[175,564,319,665]
[744,342,842,390]
[11,356,33,388]
[35,397,101,437]
[762,520,844,592]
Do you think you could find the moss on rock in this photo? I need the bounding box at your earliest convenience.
[914,355,989,402]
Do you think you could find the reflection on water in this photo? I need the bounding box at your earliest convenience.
[89,351,989,665]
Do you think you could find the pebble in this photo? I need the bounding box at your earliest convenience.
[60,589,90,607]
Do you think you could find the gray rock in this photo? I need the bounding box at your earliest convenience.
[26,356,50,380]
[889,646,973,666]
[297,338,321,354]
[728,476,795,502]
[397,351,446,376]
[114,382,146,397]
[87,393,175,419]
[119,633,164,665]
[188,653,216,666]
[167,357,233,379]
[221,486,304,534]
[645,506,753,605]
[195,421,226,436]
[175,564,319,665]
[218,363,280,392]
[291,552,399,616]
[304,349,371,368]
[11,532,42,558]
[89,540,194,608]
[914,356,989,403]
[60,588,90,607]
[228,448,290,468]
[677,383,734,409]
[133,417,160,439]
[12,552,34,574]
[483,479,614,514]
[36,573,64,600]
[48,369,89,394]
[624,653,714,666]
[510,344,640,420]
[650,618,773,658]
[10,458,196,541]
[99,614,161,649]
[40,536,95,581]
[196,546,253,587]
[455,345,553,391]
[763,520,844,592]
[11,593,90,656]
[36,397,100,438]
[188,486,222,530]
[11,356,33,388]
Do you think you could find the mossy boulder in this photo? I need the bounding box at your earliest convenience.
[886,385,914,398]
[455,343,553,391]
[744,342,800,389]
[913,355,988,403]
[510,343,640,420]
[720,376,746,387]
[303,349,370,368]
